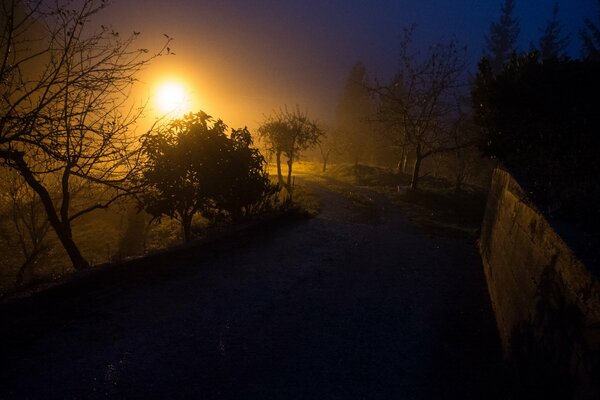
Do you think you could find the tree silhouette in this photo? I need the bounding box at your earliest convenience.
[0,170,51,287]
[0,0,169,270]
[141,112,277,243]
[485,0,520,72]
[538,3,570,60]
[581,0,600,60]
[316,126,342,173]
[335,62,375,165]
[258,107,324,200]
[472,53,600,228]
[372,27,471,190]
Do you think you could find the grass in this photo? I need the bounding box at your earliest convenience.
[0,179,314,298]
[259,180,321,219]
[265,162,322,217]
[322,163,488,238]
[0,159,488,297]
[325,163,408,187]
[382,185,487,237]
[274,160,488,238]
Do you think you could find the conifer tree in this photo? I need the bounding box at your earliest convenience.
[335,61,374,165]
[538,3,570,59]
[581,0,600,60]
[485,0,520,72]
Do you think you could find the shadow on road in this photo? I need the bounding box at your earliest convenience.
[0,175,507,399]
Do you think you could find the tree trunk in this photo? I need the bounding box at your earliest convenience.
[275,150,284,187]
[320,146,331,173]
[454,158,467,192]
[322,153,329,173]
[54,222,89,269]
[410,156,423,190]
[286,158,294,200]
[15,250,40,288]
[397,147,406,174]
[7,152,90,270]
[182,213,193,243]
[15,241,51,287]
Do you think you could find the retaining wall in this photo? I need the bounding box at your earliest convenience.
[479,168,600,397]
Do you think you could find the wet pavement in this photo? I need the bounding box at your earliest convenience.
[0,177,506,399]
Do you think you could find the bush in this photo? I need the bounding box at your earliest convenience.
[472,54,600,230]
[141,112,279,242]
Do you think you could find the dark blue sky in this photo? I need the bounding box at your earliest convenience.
[102,0,598,128]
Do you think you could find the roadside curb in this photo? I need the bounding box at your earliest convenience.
[0,210,311,306]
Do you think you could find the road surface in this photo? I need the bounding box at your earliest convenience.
[0,177,506,399]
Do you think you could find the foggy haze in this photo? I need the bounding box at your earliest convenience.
[97,0,595,129]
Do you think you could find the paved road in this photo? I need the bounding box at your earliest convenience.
[0,177,506,399]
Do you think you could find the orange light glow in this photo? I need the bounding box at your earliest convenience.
[155,81,190,116]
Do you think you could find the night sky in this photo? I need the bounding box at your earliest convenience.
[100,0,598,129]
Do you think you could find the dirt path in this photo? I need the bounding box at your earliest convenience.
[0,177,506,399]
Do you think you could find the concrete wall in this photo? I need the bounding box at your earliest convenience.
[479,168,600,397]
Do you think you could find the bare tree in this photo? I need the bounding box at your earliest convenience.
[372,27,471,190]
[317,130,339,173]
[0,0,169,270]
[372,70,411,175]
[443,115,483,191]
[0,169,52,287]
[258,106,324,199]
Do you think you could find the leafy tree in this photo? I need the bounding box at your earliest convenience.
[581,0,600,60]
[537,3,570,60]
[0,0,169,270]
[372,27,471,190]
[485,0,520,72]
[258,107,324,199]
[141,112,277,243]
[335,61,375,165]
[472,53,600,227]
[213,127,279,220]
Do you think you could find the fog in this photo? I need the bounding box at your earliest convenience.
[96,0,596,130]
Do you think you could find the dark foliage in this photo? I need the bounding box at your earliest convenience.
[335,61,375,164]
[485,0,520,73]
[581,0,600,60]
[258,107,324,199]
[537,3,570,60]
[141,112,278,242]
[472,54,600,230]
[0,0,170,270]
[510,263,590,398]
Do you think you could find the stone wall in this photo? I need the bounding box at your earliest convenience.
[479,168,600,397]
